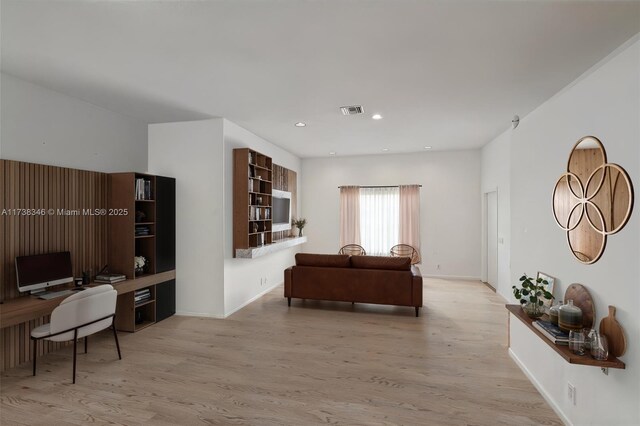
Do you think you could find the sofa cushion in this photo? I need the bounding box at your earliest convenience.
[350,255,411,271]
[295,253,351,268]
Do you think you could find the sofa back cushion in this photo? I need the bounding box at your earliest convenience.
[350,255,411,271]
[295,253,351,268]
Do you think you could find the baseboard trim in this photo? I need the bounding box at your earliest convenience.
[422,274,481,281]
[224,281,282,318]
[175,311,224,319]
[508,348,571,426]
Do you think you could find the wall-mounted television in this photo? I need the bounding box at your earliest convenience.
[272,189,292,232]
[16,251,73,294]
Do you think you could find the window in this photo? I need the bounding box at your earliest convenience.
[359,187,399,256]
[340,184,421,260]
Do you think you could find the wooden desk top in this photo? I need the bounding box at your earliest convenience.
[0,270,175,329]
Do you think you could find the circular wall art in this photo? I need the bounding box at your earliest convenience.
[552,136,634,264]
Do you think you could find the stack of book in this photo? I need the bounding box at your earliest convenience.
[135,288,152,305]
[135,225,151,236]
[533,320,569,345]
[94,273,126,284]
[135,178,152,200]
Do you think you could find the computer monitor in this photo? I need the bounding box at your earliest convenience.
[16,251,73,294]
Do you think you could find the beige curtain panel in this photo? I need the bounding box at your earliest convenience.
[339,186,361,247]
[399,184,421,257]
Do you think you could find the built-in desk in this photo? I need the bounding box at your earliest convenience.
[0,270,176,329]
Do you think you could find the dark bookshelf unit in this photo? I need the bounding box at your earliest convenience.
[233,148,273,256]
[108,172,176,332]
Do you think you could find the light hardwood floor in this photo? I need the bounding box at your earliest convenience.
[0,278,561,425]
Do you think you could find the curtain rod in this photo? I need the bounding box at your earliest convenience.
[337,185,422,189]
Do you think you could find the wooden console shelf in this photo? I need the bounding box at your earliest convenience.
[506,304,625,369]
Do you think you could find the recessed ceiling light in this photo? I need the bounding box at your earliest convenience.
[382,148,389,152]
[329,151,336,156]
[424,146,432,150]
[372,114,383,120]
[294,122,306,127]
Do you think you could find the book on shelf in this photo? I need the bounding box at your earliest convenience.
[95,277,126,284]
[135,178,153,200]
[95,273,126,282]
[533,320,569,345]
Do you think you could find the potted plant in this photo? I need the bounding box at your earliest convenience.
[512,274,554,318]
[292,218,307,237]
[134,256,147,276]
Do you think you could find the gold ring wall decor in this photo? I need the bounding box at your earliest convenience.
[553,136,634,264]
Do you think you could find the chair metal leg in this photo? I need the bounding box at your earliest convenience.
[112,326,122,360]
[32,338,37,376]
[84,336,88,354]
[72,330,78,384]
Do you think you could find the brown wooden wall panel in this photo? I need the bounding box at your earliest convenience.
[272,164,298,241]
[0,160,108,372]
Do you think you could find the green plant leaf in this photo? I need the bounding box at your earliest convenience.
[538,300,544,306]
[519,275,526,281]
[529,296,536,303]
[522,289,529,296]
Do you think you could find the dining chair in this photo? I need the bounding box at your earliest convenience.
[338,244,367,256]
[30,284,121,383]
[390,244,421,265]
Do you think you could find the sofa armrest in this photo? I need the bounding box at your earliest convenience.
[411,266,423,307]
[284,266,293,297]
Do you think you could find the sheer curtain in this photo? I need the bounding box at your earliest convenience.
[339,186,361,247]
[399,184,421,260]
[359,187,399,255]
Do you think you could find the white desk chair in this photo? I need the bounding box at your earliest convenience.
[30,284,122,383]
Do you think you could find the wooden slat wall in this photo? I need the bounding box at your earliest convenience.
[0,160,108,372]
[272,164,298,241]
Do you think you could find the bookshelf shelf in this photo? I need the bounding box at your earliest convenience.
[109,172,176,332]
[234,148,274,256]
[506,304,625,369]
[134,299,155,308]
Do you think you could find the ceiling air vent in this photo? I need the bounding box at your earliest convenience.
[340,105,364,115]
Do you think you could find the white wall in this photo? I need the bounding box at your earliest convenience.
[0,73,147,172]
[302,150,481,279]
[480,129,511,297]
[222,119,303,316]
[506,36,639,425]
[148,118,304,318]
[148,119,226,318]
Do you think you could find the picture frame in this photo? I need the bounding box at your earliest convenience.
[537,271,556,308]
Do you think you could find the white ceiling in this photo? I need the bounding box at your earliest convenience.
[2,1,639,158]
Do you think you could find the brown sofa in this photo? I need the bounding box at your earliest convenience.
[284,253,423,316]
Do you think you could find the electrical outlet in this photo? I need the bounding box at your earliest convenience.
[436,264,441,270]
[567,383,576,405]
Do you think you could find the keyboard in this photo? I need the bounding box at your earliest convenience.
[37,289,75,300]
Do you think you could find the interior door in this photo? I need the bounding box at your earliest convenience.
[486,191,498,288]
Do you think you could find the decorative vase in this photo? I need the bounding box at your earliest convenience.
[558,299,583,332]
[590,331,609,360]
[298,228,303,237]
[549,300,562,326]
[522,301,544,319]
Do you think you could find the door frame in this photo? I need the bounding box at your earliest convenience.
[481,189,499,290]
